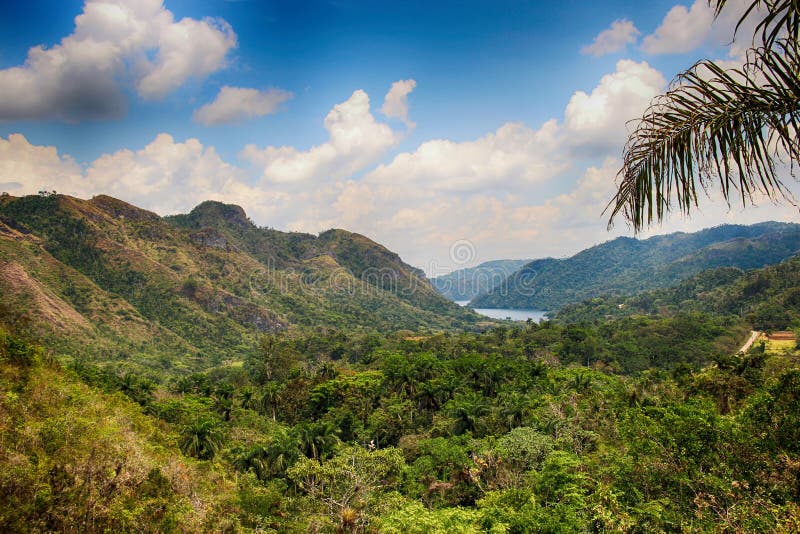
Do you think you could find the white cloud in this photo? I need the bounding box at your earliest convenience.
[0,134,84,195]
[2,132,310,237]
[0,65,673,270]
[193,86,293,125]
[240,89,401,184]
[83,133,253,214]
[381,79,417,127]
[136,15,236,99]
[2,60,794,274]
[316,61,668,268]
[364,120,565,194]
[581,19,640,56]
[564,60,665,149]
[641,0,760,57]
[641,1,715,55]
[0,0,236,122]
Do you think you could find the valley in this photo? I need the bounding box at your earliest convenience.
[2,194,800,532]
[3,0,800,530]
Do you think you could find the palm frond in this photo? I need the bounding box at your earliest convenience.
[713,0,800,47]
[607,40,800,231]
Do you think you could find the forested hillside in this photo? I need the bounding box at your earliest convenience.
[556,254,800,330]
[471,222,800,310]
[0,193,478,374]
[2,308,799,531]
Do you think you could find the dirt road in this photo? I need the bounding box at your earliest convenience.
[738,330,761,354]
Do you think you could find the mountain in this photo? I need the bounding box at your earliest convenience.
[432,259,532,301]
[0,193,478,373]
[555,253,800,331]
[470,222,800,311]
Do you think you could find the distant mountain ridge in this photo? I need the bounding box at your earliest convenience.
[470,222,800,311]
[432,259,532,301]
[554,253,800,331]
[0,193,478,373]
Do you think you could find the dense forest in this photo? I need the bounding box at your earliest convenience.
[2,311,799,532]
[470,222,800,311]
[555,254,800,329]
[3,243,800,531]
[2,194,800,532]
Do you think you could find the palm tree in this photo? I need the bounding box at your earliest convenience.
[294,421,340,461]
[231,444,271,480]
[447,392,489,436]
[608,0,800,231]
[238,386,258,411]
[267,429,301,476]
[259,382,282,421]
[498,391,534,429]
[179,419,224,460]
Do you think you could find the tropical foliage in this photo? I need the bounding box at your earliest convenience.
[471,221,800,310]
[608,0,800,230]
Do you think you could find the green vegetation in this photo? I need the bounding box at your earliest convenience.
[0,194,478,376]
[556,254,800,331]
[3,194,800,531]
[471,222,800,310]
[3,308,800,531]
[0,331,244,532]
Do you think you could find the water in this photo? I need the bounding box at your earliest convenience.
[455,301,548,322]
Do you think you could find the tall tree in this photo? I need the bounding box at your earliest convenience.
[179,419,223,460]
[608,0,800,231]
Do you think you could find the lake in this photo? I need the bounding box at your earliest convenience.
[455,301,548,322]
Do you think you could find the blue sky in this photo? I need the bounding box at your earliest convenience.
[1,0,797,272]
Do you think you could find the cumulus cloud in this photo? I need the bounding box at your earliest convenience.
[641,1,715,55]
[193,86,293,125]
[0,0,236,122]
[136,15,236,99]
[364,120,565,194]
[381,79,417,127]
[317,61,669,268]
[240,89,401,184]
[84,133,251,213]
[581,19,640,56]
[325,160,628,271]
[0,132,291,223]
[641,0,760,57]
[3,60,794,273]
[0,134,84,194]
[0,64,673,270]
[564,60,665,149]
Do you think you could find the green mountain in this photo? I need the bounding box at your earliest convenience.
[555,253,800,331]
[471,222,800,311]
[0,193,478,374]
[432,259,532,300]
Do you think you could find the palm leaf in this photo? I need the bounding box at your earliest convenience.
[607,39,800,231]
[713,0,800,47]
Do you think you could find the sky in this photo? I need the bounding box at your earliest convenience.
[1,0,798,275]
